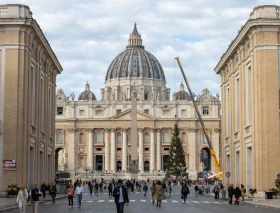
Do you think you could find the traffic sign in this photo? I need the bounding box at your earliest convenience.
[226,172,231,177]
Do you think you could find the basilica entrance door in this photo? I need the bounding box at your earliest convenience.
[96,155,103,171]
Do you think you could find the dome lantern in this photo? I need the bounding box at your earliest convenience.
[127,22,143,49]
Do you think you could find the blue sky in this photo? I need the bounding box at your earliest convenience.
[3,0,280,100]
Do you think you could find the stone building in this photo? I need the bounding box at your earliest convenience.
[214,5,280,191]
[55,24,220,180]
[0,5,63,191]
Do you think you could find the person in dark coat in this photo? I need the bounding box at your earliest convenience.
[181,182,190,203]
[228,184,235,204]
[50,184,57,203]
[234,186,242,204]
[108,183,113,197]
[113,179,129,213]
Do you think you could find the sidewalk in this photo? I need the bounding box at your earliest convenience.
[0,193,66,212]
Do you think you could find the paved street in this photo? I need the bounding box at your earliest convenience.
[6,185,279,213]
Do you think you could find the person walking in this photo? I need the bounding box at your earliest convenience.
[113,179,129,213]
[108,183,113,197]
[89,182,93,196]
[240,184,246,201]
[94,182,99,196]
[234,186,242,205]
[30,184,41,213]
[17,186,28,213]
[228,184,235,204]
[213,185,220,199]
[126,181,131,194]
[166,182,172,198]
[143,182,148,198]
[155,181,164,207]
[40,182,47,199]
[67,184,75,208]
[75,182,84,208]
[194,184,199,197]
[181,182,190,203]
[100,182,103,193]
[150,182,156,204]
[50,184,57,203]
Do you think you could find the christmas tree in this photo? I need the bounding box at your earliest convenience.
[167,123,187,180]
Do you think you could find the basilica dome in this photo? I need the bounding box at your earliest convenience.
[78,82,97,101]
[175,83,191,100]
[105,23,166,82]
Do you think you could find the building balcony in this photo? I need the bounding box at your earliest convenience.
[94,142,105,147]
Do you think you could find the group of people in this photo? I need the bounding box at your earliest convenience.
[228,184,246,205]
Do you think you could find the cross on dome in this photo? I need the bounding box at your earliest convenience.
[128,22,143,48]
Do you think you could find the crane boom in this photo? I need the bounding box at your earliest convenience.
[175,57,222,179]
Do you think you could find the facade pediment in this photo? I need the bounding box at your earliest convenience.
[110,109,156,120]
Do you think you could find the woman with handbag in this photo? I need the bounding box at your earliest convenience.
[17,186,28,213]
[234,186,242,204]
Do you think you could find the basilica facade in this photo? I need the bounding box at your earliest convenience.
[55,24,221,179]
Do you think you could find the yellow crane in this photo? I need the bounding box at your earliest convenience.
[175,57,222,179]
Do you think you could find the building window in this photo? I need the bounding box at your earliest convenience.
[182,132,186,142]
[163,110,170,115]
[79,133,84,144]
[235,78,240,131]
[57,107,63,115]
[164,148,169,151]
[116,132,121,143]
[96,148,102,151]
[144,109,149,114]
[164,131,169,142]
[96,110,103,115]
[40,78,44,130]
[181,109,187,116]
[96,132,102,143]
[79,110,85,116]
[145,148,149,151]
[117,148,121,151]
[144,93,148,100]
[57,132,63,143]
[116,109,121,115]
[144,132,149,143]
[202,106,209,115]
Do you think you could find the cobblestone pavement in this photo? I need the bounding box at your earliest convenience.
[5,185,280,213]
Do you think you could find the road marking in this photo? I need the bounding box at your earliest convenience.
[108,200,114,202]
[202,201,211,203]
[136,192,140,193]
[141,200,146,202]
[130,200,135,202]
[84,193,88,195]
[162,200,168,202]
[214,202,221,204]
[87,201,93,203]
[104,193,107,194]
[223,202,228,204]
[98,200,104,202]
[182,201,190,203]
[192,201,200,203]
[172,200,178,203]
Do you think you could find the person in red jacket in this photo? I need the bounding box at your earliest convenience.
[66,185,75,208]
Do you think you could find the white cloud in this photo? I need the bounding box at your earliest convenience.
[1,0,278,99]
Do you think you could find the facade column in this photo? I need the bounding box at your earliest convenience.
[88,129,93,170]
[105,129,110,172]
[67,128,76,172]
[150,128,155,172]
[138,128,144,173]
[122,129,127,171]
[157,128,161,171]
[111,128,116,172]
[188,128,197,179]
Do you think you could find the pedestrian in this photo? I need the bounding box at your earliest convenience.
[50,183,57,203]
[100,182,103,192]
[150,182,156,204]
[155,181,164,207]
[94,182,99,195]
[240,184,246,201]
[213,185,220,199]
[113,179,129,213]
[143,182,148,198]
[181,182,190,203]
[130,182,134,193]
[30,184,41,213]
[75,182,84,208]
[234,186,241,205]
[40,182,47,199]
[136,181,139,191]
[89,182,93,196]
[67,184,75,208]
[166,182,172,198]
[126,180,131,194]
[194,184,199,197]
[108,183,113,197]
[228,184,235,204]
[17,185,28,213]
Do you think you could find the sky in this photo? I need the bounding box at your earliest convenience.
[3,0,280,100]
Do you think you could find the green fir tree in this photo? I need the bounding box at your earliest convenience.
[167,123,187,180]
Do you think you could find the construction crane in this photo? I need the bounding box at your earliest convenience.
[175,57,222,179]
